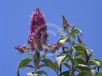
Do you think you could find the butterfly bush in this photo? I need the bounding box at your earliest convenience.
[15,8,102,76]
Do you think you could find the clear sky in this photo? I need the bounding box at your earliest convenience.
[0,0,102,76]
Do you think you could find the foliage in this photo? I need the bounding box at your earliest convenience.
[15,9,102,76]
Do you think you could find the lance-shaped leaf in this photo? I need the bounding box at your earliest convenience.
[73,42,85,52]
[37,64,46,69]
[77,69,94,76]
[18,58,32,68]
[89,58,102,67]
[56,54,66,68]
[77,35,83,44]
[42,59,58,73]
[96,72,102,76]
[77,71,91,76]
[26,72,33,76]
[17,58,32,76]
[76,64,89,70]
[60,35,70,42]
[37,70,48,76]
[90,69,96,76]
[58,37,69,44]
[86,49,93,57]
[70,27,81,38]
[59,71,70,76]
[73,56,85,64]
[26,72,39,76]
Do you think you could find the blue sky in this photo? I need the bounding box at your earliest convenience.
[0,0,102,76]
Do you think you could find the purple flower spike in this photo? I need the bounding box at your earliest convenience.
[28,8,48,51]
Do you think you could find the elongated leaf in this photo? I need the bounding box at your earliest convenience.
[26,72,33,76]
[90,69,96,76]
[86,49,93,56]
[73,42,85,52]
[18,58,32,69]
[89,58,101,67]
[77,71,91,76]
[59,71,70,76]
[23,64,34,69]
[58,37,69,44]
[37,70,48,76]
[77,35,83,43]
[76,64,89,70]
[43,53,46,60]
[17,64,34,75]
[42,59,58,72]
[70,27,81,38]
[56,54,66,68]
[73,57,85,64]
[96,72,102,76]
[17,58,32,76]
[62,27,66,32]
[26,72,39,76]
[37,64,46,69]
[58,35,69,43]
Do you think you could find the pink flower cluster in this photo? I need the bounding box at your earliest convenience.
[15,8,48,53]
[15,8,65,53]
[28,8,48,51]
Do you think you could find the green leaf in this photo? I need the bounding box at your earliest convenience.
[77,35,83,43]
[77,71,91,76]
[73,57,85,64]
[56,54,66,68]
[17,58,32,76]
[70,27,81,38]
[59,71,70,76]
[58,37,68,44]
[96,72,102,76]
[86,49,93,56]
[42,59,58,72]
[58,35,69,43]
[77,51,85,55]
[76,64,89,70]
[23,64,34,69]
[37,64,46,69]
[18,58,32,69]
[90,69,96,76]
[62,27,66,32]
[89,58,101,67]
[26,72,33,76]
[73,42,85,52]
[37,70,48,76]
[26,72,39,76]
[43,53,46,60]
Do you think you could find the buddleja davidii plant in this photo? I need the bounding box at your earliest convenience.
[42,16,102,76]
[58,16,102,76]
[15,8,48,76]
[15,8,102,76]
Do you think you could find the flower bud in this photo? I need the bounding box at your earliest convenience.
[15,45,26,53]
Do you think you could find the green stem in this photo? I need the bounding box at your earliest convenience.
[34,49,40,73]
[66,28,75,76]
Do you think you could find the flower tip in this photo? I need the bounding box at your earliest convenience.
[36,8,40,11]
